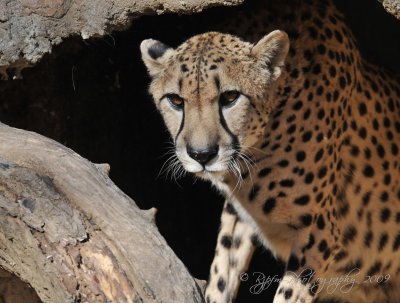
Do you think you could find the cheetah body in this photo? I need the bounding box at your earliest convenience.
[141,1,400,302]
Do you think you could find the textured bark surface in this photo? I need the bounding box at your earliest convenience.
[382,0,400,20]
[0,0,244,79]
[0,122,204,303]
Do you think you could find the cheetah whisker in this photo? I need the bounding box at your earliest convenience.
[161,155,187,187]
[235,152,255,190]
[157,153,179,179]
[228,158,244,195]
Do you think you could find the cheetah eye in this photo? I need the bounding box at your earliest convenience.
[166,94,184,109]
[220,90,240,107]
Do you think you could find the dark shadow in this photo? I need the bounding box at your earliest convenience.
[0,0,398,302]
[0,268,41,303]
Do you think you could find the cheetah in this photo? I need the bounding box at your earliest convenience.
[140,0,400,302]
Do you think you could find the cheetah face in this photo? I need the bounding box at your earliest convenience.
[141,31,289,177]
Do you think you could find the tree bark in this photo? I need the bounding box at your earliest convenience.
[381,0,400,20]
[0,0,244,79]
[0,122,205,303]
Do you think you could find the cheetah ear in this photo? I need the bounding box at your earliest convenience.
[251,30,290,80]
[140,39,174,77]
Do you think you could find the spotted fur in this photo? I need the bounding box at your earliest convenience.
[141,0,400,302]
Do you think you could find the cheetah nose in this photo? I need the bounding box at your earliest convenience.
[187,145,219,166]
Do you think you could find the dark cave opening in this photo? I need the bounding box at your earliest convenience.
[0,0,399,302]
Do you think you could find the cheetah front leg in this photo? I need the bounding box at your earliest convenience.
[205,200,256,303]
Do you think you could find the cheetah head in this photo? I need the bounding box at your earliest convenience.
[141,31,289,178]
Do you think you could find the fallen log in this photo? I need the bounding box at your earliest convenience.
[0,122,204,303]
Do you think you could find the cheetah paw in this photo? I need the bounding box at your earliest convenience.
[273,275,314,303]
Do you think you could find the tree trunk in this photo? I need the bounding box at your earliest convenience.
[0,122,204,303]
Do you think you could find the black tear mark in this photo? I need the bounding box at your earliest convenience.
[214,76,220,91]
[218,103,239,151]
[175,106,185,143]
